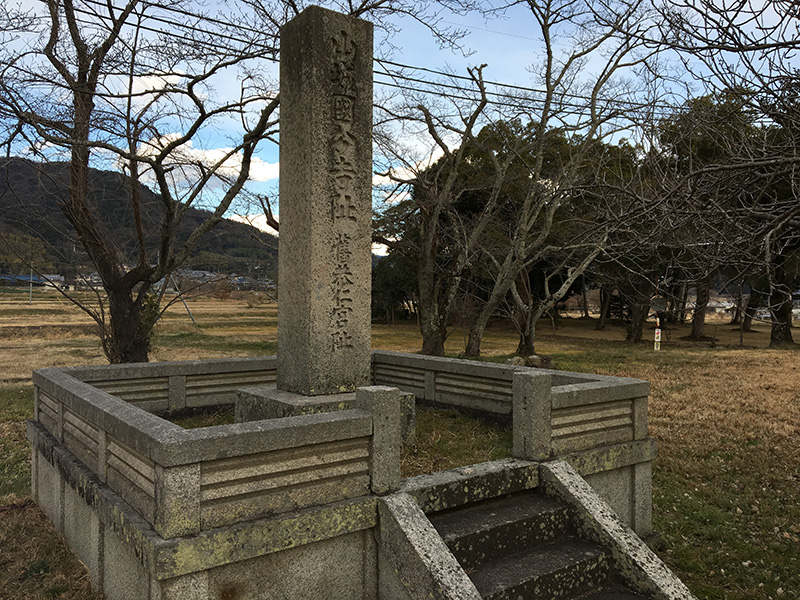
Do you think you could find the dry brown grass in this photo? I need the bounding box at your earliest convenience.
[0,502,98,600]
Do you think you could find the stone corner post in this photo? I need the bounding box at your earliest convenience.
[356,385,403,495]
[512,370,553,461]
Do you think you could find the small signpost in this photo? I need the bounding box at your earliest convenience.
[650,295,667,351]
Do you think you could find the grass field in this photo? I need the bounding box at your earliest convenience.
[1,288,799,599]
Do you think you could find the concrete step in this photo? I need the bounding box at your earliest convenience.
[428,490,573,570]
[469,537,610,600]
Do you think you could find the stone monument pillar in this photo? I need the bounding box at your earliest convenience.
[277,6,373,395]
[237,8,405,435]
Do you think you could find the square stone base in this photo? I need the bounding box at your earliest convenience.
[236,385,415,446]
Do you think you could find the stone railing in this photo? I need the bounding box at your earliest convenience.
[28,350,658,599]
[59,350,650,471]
[371,350,649,453]
[64,356,277,413]
[31,367,399,539]
[34,350,655,540]
[371,350,655,535]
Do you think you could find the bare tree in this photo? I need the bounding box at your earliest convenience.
[0,0,284,362]
[652,0,800,346]
[0,0,475,362]
[374,66,498,355]
[375,0,667,357]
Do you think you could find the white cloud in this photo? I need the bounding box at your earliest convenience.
[229,213,279,236]
[134,135,279,183]
[228,214,388,256]
[131,74,183,95]
[248,158,280,182]
[374,143,446,187]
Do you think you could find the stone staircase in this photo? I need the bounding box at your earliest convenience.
[427,489,653,600]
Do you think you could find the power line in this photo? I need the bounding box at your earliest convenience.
[28,0,680,116]
[48,0,279,60]
[373,69,655,116]
[439,19,543,43]
[375,58,676,112]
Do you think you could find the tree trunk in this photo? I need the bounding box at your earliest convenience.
[464,326,483,358]
[415,243,458,356]
[66,87,154,363]
[595,286,610,330]
[689,278,710,339]
[518,305,545,356]
[770,296,794,346]
[418,302,448,355]
[742,289,763,332]
[769,256,795,347]
[677,283,688,323]
[104,289,151,363]
[580,277,590,318]
[463,293,501,358]
[729,285,743,325]
[421,331,446,355]
[625,301,648,343]
[516,331,535,356]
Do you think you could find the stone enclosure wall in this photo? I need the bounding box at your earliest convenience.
[29,350,657,599]
[30,362,400,598]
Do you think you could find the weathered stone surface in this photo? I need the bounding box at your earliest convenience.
[154,463,201,539]
[469,537,610,600]
[104,524,151,600]
[540,460,697,600]
[633,396,648,440]
[563,439,658,477]
[151,572,209,600]
[198,448,371,530]
[633,462,653,537]
[563,440,656,536]
[153,409,372,466]
[513,370,553,461]
[155,497,378,579]
[207,530,373,600]
[236,387,357,421]
[377,493,482,600]
[29,420,163,572]
[585,466,635,528]
[400,458,539,514]
[33,446,62,529]
[551,379,651,409]
[377,549,415,600]
[398,391,416,446]
[236,385,417,445]
[64,482,103,589]
[168,375,187,412]
[277,5,373,395]
[65,356,277,381]
[428,490,572,571]
[33,368,182,459]
[356,386,402,494]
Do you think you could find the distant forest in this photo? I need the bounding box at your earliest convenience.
[0,158,277,279]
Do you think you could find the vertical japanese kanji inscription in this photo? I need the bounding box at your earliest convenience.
[330,29,358,350]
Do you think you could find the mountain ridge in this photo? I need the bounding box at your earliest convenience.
[0,157,277,279]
